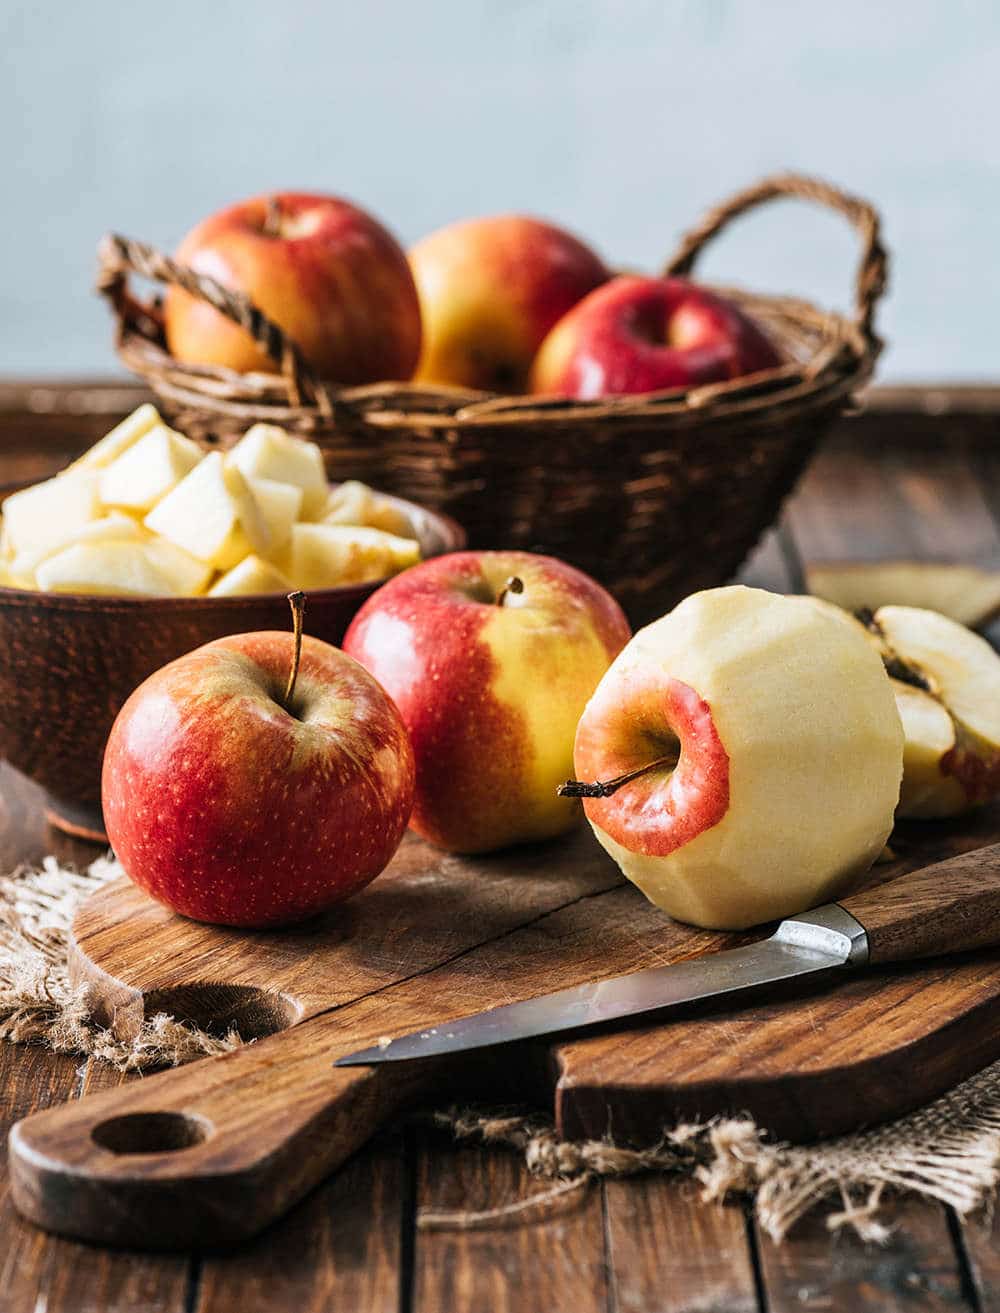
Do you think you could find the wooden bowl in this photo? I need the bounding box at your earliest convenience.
[0,490,464,840]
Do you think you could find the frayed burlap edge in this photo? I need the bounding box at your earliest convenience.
[0,855,241,1069]
[3,856,1000,1242]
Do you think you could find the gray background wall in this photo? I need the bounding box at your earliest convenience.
[1,0,997,380]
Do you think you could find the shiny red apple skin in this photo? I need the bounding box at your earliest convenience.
[409,216,609,393]
[574,672,730,857]
[530,275,783,400]
[101,632,415,928]
[342,550,631,853]
[164,192,422,384]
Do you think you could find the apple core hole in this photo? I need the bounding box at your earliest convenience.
[643,728,681,771]
[142,984,301,1041]
[91,1111,210,1155]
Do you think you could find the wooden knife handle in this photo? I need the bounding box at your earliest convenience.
[840,843,1000,965]
[8,1011,434,1249]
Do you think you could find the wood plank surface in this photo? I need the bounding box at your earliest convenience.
[755,1200,975,1312]
[604,1179,760,1313]
[412,1125,609,1313]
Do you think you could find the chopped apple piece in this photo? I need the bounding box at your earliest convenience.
[273,524,420,589]
[67,403,162,472]
[245,477,303,552]
[227,424,328,517]
[208,554,293,597]
[806,561,1000,629]
[99,424,203,513]
[145,453,270,570]
[8,512,145,583]
[317,479,372,525]
[1,470,101,556]
[37,540,207,597]
[143,538,215,595]
[891,679,967,818]
[320,480,415,536]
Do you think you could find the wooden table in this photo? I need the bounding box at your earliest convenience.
[3,382,1000,1311]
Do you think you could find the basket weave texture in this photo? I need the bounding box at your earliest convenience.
[98,174,887,623]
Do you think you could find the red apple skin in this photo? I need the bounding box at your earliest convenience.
[409,216,609,393]
[530,275,783,400]
[573,671,730,856]
[343,550,631,853]
[164,192,422,384]
[101,632,415,928]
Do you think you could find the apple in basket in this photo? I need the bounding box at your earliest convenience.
[101,596,415,928]
[163,191,422,384]
[530,275,783,399]
[343,550,631,853]
[408,215,609,393]
[564,586,903,930]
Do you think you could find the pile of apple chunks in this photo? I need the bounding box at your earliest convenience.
[0,406,421,597]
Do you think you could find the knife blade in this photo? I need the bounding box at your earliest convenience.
[335,902,869,1066]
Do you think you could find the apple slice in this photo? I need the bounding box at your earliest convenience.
[145,452,271,569]
[208,554,293,597]
[806,561,1000,629]
[570,586,903,930]
[99,424,204,512]
[36,539,211,597]
[866,605,1000,818]
[273,523,420,589]
[320,480,414,537]
[227,424,328,518]
[244,476,303,552]
[66,403,162,472]
[1,470,101,556]
[7,512,145,586]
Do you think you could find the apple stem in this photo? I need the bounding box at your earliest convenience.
[496,576,524,607]
[557,753,679,799]
[263,194,282,238]
[283,591,306,711]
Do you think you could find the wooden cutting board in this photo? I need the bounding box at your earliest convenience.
[11,815,1000,1250]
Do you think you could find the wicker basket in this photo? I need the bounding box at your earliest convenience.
[98,174,887,624]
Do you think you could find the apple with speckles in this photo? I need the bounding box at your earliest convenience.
[408,216,609,393]
[530,275,783,399]
[566,586,903,930]
[101,599,415,927]
[164,191,422,384]
[343,551,631,853]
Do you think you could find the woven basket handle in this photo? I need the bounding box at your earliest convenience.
[664,173,887,340]
[96,234,334,417]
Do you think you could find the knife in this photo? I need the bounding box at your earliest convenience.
[336,850,1000,1066]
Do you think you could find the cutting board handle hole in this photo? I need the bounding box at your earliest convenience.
[91,1111,211,1155]
[142,984,302,1041]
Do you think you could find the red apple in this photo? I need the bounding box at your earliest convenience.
[164,191,422,384]
[530,275,783,400]
[101,611,415,928]
[408,216,609,393]
[343,550,631,853]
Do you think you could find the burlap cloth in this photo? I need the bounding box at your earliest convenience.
[4,854,1000,1245]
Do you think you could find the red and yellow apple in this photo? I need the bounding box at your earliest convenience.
[164,192,421,384]
[343,550,630,853]
[569,586,903,930]
[408,216,609,393]
[102,617,415,927]
[530,275,783,400]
